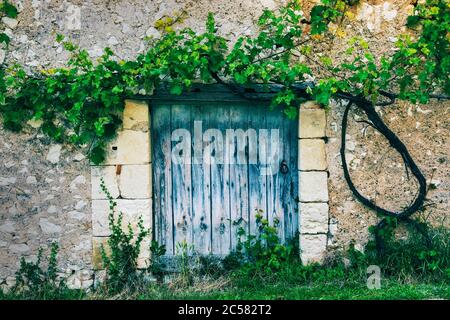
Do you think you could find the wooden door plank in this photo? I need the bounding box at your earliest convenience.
[171,104,193,253]
[280,114,290,241]
[208,104,231,256]
[151,104,174,255]
[202,107,213,255]
[228,104,250,250]
[266,108,284,240]
[248,103,267,236]
[191,104,212,255]
[285,115,299,240]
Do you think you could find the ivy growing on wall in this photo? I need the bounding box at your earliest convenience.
[0,0,18,104]
[0,1,17,44]
[0,0,449,250]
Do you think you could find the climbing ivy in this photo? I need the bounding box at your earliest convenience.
[0,0,449,249]
[315,0,450,105]
[0,1,17,46]
[0,0,18,110]
[1,0,448,163]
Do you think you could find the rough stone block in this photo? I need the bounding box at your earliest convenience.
[137,237,151,269]
[299,109,326,138]
[2,17,18,29]
[123,100,149,131]
[300,101,321,109]
[39,218,62,234]
[9,243,30,254]
[299,171,329,202]
[299,139,327,171]
[300,234,327,264]
[104,130,150,165]
[66,270,94,290]
[300,203,329,234]
[92,237,109,270]
[91,166,120,199]
[91,199,152,237]
[94,270,107,288]
[46,144,62,164]
[1,277,16,292]
[91,165,151,199]
[120,165,152,199]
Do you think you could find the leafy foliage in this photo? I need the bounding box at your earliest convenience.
[14,243,59,291]
[8,243,83,299]
[175,240,197,287]
[0,1,18,46]
[148,240,166,281]
[1,0,447,163]
[362,223,450,282]
[225,209,298,277]
[394,0,450,103]
[315,0,449,105]
[2,216,448,299]
[310,0,346,35]
[99,178,150,294]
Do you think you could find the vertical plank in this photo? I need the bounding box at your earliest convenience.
[203,109,213,255]
[266,108,283,240]
[191,104,212,254]
[280,114,290,241]
[228,104,250,251]
[208,104,231,256]
[285,115,299,240]
[171,104,193,253]
[248,103,267,236]
[151,104,174,255]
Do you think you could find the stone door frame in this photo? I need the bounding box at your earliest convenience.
[90,98,330,269]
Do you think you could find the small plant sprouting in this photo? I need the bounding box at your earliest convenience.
[12,242,65,299]
[175,240,196,287]
[99,178,150,294]
[228,209,297,275]
[149,240,167,281]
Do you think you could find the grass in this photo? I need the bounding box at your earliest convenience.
[2,272,448,300]
[136,281,449,300]
[1,212,448,301]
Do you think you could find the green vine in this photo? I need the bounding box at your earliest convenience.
[0,0,18,101]
[0,1,17,45]
[1,0,448,163]
[0,0,449,251]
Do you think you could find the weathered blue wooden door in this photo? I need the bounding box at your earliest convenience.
[151,97,298,257]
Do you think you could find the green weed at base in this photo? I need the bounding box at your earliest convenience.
[2,210,449,300]
[132,280,449,300]
[97,178,150,295]
[1,242,86,300]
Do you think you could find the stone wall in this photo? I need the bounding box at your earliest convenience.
[326,98,450,252]
[1,0,449,287]
[0,127,93,290]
